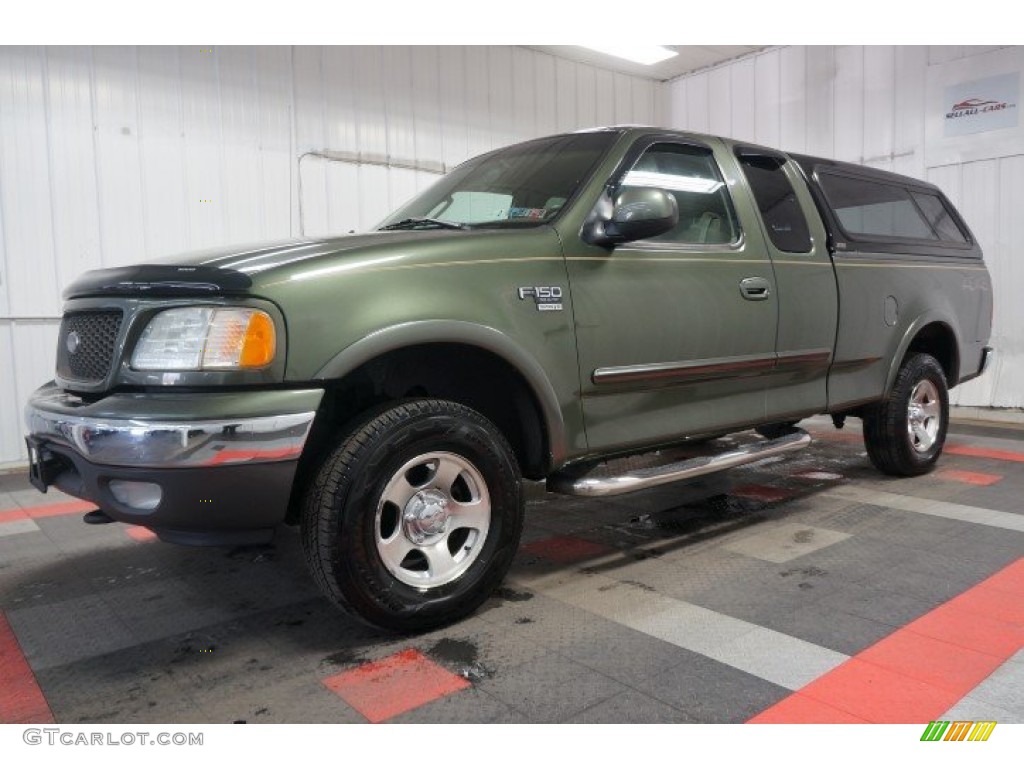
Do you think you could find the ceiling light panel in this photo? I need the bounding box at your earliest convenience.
[579,45,678,66]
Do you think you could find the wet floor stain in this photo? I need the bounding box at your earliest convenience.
[598,579,656,593]
[171,642,216,662]
[779,566,828,579]
[427,637,492,681]
[225,544,276,563]
[794,471,845,481]
[494,586,533,602]
[793,529,815,543]
[621,579,656,592]
[428,638,478,665]
[323,648,370,667]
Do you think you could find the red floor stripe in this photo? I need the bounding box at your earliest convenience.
[125,526,158,542]
[811,431,1024,464]
[521,535,613,564]
[321,649,469,723]
[0,499,95,525]
[945,444,1024,463]
[0,612,54,724]
[935,468,1003,486]
[749,558,1024,724]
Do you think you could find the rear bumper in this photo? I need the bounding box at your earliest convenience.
[24,384,324,544]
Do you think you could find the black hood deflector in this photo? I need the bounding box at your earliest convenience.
[63,264,253,300]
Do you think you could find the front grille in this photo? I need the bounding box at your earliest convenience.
[56,310,123,384]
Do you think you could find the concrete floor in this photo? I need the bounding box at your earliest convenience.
[1,415,1021,724]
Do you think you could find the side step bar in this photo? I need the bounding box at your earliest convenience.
[548,429,812,498]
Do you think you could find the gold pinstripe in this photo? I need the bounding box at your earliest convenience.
[290,255,986,276]
[566,256,772,265]
[834,261,987,270]
[566,256,985,271]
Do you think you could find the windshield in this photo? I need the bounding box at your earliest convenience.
[378,132,620,230]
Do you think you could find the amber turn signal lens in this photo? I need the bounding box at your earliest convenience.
[239,311,276,368]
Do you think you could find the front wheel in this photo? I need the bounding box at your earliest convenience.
[862,353,949,476]
[301,399,523,632]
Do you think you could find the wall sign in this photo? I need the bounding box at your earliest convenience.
[926,47,1024,167]
[943,73,1018,137]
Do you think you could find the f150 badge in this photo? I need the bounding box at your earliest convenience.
[518,286,564,312]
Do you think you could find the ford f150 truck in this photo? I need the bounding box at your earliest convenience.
[24,127,994,631]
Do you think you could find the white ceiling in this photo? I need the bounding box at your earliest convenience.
[526,45,767,81]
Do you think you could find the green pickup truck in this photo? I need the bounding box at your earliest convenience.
[24,127,993,631]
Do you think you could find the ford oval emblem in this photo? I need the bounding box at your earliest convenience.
[66,331,81,355]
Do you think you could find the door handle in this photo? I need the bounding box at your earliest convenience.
[739,277,771,301]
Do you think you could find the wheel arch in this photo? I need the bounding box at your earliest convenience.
[885,315,961,396]
[310,320,567,477]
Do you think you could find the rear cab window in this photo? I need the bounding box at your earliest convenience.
[911,191,968,243]
[816,171,970,246]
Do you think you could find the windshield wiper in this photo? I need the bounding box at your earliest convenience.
[379,217,468,231]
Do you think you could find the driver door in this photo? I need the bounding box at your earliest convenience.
[564,137,778,452]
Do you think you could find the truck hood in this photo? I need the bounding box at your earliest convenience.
[62,231,478,299]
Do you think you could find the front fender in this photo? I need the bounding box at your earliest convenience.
[313,320,568,466]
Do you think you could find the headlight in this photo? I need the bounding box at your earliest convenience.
[131,307,276,371]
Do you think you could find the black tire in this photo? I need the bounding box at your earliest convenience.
[755,421,799,440]
[862,353,949,477]
[301,399,523,633]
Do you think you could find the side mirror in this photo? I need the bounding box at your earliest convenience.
[583,187,679,246]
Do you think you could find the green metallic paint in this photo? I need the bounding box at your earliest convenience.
[747,154,839,421]
[238,226,584,462]
[41,127,993,478]
[561,136,778,452]
[827,254,987,408]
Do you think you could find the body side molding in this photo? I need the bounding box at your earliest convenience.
[593,348,832,388]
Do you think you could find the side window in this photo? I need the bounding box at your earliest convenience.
[911,192,969,243]
[818,173,936,240]
[737,155,812,253]
[620,143,739,245]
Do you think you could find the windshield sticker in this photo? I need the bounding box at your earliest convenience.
[509,207,547,220]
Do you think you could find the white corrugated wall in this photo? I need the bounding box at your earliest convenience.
[667,45,1022,410]
[4,45,1019,467]
[0,45,665,466]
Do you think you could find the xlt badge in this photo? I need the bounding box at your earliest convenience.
[518,286,563,312]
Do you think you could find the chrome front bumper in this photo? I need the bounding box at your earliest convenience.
[24,386,321,469]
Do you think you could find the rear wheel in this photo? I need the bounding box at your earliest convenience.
[301,399,523,632]
[862,353,948,476]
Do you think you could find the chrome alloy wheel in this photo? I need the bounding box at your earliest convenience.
[907,379,941,453]
[375,452,491,589]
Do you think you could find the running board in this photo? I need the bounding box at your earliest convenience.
[547,429,812,498]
